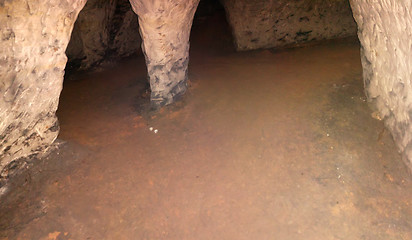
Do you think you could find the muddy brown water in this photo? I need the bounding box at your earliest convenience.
[1,13,412,240]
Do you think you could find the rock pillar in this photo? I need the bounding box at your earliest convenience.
[0,0,86,170]
[350,0,412,170]
[129,0,200,107]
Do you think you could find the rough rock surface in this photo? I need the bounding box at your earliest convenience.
[0,0,86,171]
[350,0,412,170]
[129,0,200,107]
[66,0,141,70]
[222,0,357,51]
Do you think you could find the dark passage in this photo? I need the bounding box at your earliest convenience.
[191,0,235,55]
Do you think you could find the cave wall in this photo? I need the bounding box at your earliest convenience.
[129,0,200,107]
[350,0,412,170]
[0,0,86,171]
[66,0,141,70]
[221,0,357,51]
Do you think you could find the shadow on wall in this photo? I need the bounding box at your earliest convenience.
[65,0,142,71]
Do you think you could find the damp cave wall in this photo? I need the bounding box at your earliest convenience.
[350,0,412,170]
[66,0,141,70]
[221,0,358,51]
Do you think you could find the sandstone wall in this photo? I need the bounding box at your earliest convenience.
[222,0,357,51]
[66,0,141,70]
[0,0,86,170]
[130,0,200,107]
[350,0,412,170]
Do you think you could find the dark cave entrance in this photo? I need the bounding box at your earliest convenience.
[191,0,235,55]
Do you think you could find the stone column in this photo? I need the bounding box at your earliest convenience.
[0,0,86,170]
[129,0,200,107]
[350,0,412,170]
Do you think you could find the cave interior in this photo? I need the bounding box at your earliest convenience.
[1,0,412,238]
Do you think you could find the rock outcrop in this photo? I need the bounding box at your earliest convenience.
[129,0,200,107]
[222,0,357,51]
[66,0,141,70]
[350,0,412,170]
[0,0,86,170]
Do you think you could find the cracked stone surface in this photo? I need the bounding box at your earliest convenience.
[221,0,357,51]
[350,0,412,170]
[129,0,200,107]
[0,0,86,171]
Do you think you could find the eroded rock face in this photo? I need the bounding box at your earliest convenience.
[129,0,200,107]
[66,0,141,70]
[222,0,357,51]
[0,0,86,170]
[350,1,412,170]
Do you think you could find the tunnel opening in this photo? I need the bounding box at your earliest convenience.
[190,0,235,55]
[2,0,412,239]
